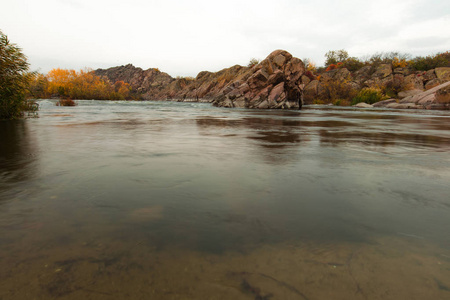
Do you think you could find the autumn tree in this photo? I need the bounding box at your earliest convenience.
[28,73,49,99]
[46,68,76,97]
[324,49,349,66]
[40,68,132,101]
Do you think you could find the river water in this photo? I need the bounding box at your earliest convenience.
[1,100,450,299]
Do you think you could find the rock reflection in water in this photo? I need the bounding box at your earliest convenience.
[196,117,304,164]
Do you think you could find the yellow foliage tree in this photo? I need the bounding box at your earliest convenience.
[392,57,408,68]
[35,68,132,100]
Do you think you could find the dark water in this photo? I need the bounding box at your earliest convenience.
[1,100,450,299]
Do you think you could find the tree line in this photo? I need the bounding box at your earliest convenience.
[1,30,136,118]
[311,49,450,73]
[29,68,134,102]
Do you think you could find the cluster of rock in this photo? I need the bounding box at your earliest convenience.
[96,63,249,101]
[371,81,450,109]
[95,50,305,109]
[95,50,450,110]
[212,50,305,109]
[303,63,450,109]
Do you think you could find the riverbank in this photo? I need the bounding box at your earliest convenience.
[94,50,450,110]
[26,49,450,110]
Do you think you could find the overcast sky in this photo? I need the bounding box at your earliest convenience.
[1,0,449,77]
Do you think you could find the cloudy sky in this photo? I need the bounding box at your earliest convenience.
[1,0,449,77]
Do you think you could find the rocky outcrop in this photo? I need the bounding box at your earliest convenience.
[372,81,450,109]
[95,63,251,101]
[95,64,175,98]
[302,62,450,109]
[212,50,305,109]
[95,50,305,109]
[95,52,449,110]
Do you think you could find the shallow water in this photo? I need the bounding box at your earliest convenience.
[1,100,450,299]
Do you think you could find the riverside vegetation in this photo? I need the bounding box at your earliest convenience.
[27,49,450,109]
[0,30,37,119]
[2,28,450,118]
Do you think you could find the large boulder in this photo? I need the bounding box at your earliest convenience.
[424,79,443,90]
[372,98,398,107]
[423,69,436,81]
[398,89,423,99]
[393,67,412,76]
[213,50,305,109]
[372,81,450,109]
[354,102,373,108]
[435,67,450,81]
[399,81,450,109]
[435,83,450,104]
[303,80,321,104]
[373,64,392,78]
[403,74,424,90]
[353,66,372,83]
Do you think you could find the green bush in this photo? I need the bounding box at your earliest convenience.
[342,57,365,72]
[0,31,36,119]
[364,52,411,67]
[320,79,358,103]
[351,88,385,105]
[409,52,450,71]
[248,58,260,68]
[324,49,349,66]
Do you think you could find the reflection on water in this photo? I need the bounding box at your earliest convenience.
[0,100,450,299]
[0,121,37,181]
[0,120,38,199]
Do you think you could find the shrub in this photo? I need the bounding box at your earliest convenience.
[365,52,411,67]
[392,57,408,68]
[320,79,357,103]
[351,87,385,105]
[325,64,337,72]
[0,31,36,119]
[56,98,77,106]
[409,52,450,71]
[333,99,350,106]
[342,57,365,72]
[28,73,50,99]
[303,58,317,72]
[248,58,260,68]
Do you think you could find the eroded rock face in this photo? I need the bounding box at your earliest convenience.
[212,50,305,109]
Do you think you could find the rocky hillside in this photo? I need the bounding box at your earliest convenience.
[95,50,450,110]
[303,63,450,109]
[95,64,174,98]
[95,50,306,109]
